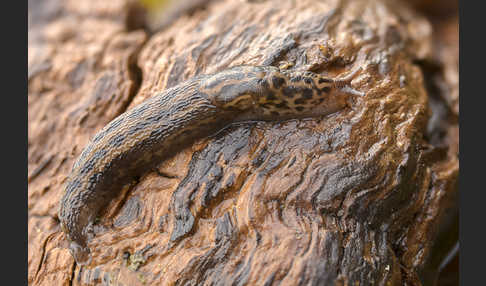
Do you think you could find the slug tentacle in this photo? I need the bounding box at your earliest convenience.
[58,65,362,264]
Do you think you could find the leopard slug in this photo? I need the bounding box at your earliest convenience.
[58,65,362,265]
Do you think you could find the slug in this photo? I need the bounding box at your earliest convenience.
[58,65,363,265]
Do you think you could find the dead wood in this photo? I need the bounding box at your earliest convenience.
[28,0,458,285]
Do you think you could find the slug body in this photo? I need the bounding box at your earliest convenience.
[59,65,362,264]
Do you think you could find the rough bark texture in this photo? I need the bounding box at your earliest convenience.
[28,0,458,285]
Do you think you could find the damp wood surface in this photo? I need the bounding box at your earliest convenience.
[28,0,458,285]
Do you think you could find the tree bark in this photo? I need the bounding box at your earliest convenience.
[28,0,458,285]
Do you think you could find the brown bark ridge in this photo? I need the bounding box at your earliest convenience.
[28,0,458,285]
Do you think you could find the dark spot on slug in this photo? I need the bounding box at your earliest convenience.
[318,78,332,84]
[272,76,286,89]
[320,86,331,94]
[275,102,290,109]
[295,106,305,112]
[294,98,307,105]
[271,111,280,116]
[265,91,277,101]
[282,86,297,98]
[301,88,314,99]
